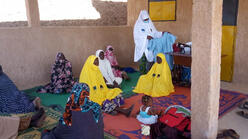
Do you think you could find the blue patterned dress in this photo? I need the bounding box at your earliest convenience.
[0,73,35,114]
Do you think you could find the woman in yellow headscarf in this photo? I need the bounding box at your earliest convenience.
[133,53,174,97]
[79,55,134,116]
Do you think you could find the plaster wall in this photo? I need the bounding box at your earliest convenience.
[191,0,222,137]
[233,0,248,84]
[0,26,134,89]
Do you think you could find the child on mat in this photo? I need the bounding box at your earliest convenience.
[137,95,160,125]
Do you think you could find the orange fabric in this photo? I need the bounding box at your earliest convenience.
[62,90,89,126]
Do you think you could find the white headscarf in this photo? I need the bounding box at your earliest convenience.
[133,10,162,62]
[96,50,122,85]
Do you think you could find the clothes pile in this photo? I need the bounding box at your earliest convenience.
[172,65,191,87]
[150,105,191,139]
[173,42,192,54]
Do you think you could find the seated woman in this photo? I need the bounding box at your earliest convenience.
[96,50,122,88]
[104,45,129,80]
[133,53,174,97]
[79,55,133,116]
[0,65,46,129]
[41,83,104,139]
[37,52,75,94]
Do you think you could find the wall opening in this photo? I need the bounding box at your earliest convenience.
[0,0,28,27]
[39,0,127,26]
[0,0,127,27]
[38,0,101,21]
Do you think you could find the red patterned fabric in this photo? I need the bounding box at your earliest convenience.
[62,90,89,126]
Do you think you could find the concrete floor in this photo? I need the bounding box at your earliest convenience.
[219,82,248,139]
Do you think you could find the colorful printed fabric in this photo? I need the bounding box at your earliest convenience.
[102,94,124,113]
[139,54,151,75]
[105,45,123,78]
[81,98,101,123]
[139,54,147,74]
[0,73,35,114]
[37,53,75,94]
[60,83,101,126]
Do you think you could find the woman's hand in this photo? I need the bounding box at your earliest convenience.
[163,32,171,35]
[147,36,153,40]
[112,65,121,70]
[148,110,154,115]
[113,81,120,88]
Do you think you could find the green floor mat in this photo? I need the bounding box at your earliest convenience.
[120,72,140,98]
[24,87,70,108]
[23,72,140,108]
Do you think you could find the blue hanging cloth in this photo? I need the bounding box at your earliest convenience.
[147,32,176,70]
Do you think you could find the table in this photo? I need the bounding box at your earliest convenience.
[167,52,227,67]
[167,52,191,67]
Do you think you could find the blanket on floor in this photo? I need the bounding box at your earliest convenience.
[103,87,247,139]
[20,72,247,139]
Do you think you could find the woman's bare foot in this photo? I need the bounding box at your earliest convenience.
[30,108,46,127]
[116,104,134,117]
[35,113,46,127]
[33,97,41,109]
[107,84,114,88]
[122,72,129,80]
